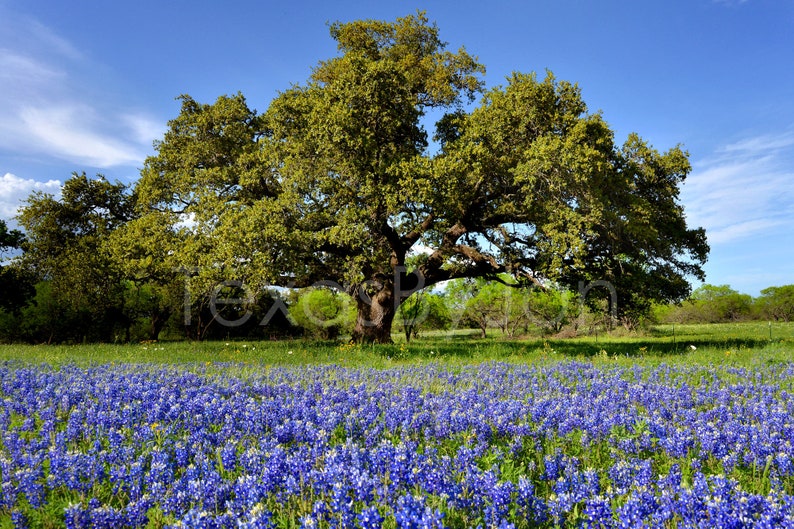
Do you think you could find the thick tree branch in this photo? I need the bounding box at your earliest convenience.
[401,213,435,248]
[380,221,404,262]
[452,244,499,270]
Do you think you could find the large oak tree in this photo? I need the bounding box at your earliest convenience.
[134,12,708,342]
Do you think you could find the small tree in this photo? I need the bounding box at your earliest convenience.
[290,288,355,340]
[460,279,528,338]
[397,290,451,341]
[661,284,753,324]
[526,287,574,334]
[691,284,753,323]
[758,285,794,322]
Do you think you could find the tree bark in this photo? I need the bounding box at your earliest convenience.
[149,308,172,341]
[351,282,397,344]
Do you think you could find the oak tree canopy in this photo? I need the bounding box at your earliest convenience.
[131,12,708,342]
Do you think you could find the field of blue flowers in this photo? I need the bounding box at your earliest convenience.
[2,357,794,528]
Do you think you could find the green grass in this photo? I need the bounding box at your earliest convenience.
[0,322,793,527]
[1,321,792,367]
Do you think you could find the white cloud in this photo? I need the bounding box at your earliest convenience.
[721,131,794,155]
[123,114,164,148]
[683,130,794,246]
[18,105,147,168]
[0,50,64,84]
[0,12,161,169]
[0,173,62,220]
[706,219,783,245]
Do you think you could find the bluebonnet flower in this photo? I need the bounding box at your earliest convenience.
[237,504,275,529]
[328,481,356,527]
[2,360,794,526]
[515,476,547,524]
[357,505,384,529]
[582,496,614,528]
[64,503,90,529]
[10,509,28,529]
[393,494,445,529]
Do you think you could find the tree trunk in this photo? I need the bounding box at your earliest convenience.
[352,282,397,344]
[478,321,487,339]
[149,308,172,341]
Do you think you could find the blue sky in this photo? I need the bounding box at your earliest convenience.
[1,0,792,296]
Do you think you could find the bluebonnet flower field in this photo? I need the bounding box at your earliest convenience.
[2,336,794,528]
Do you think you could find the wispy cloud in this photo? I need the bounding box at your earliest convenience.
[0,49,64,84]
[0,10,161,169]
[683,130,794,245]
[0,173,61,220]
[23,17,84,61]
[18,105,146,168]
[721,132,794,154]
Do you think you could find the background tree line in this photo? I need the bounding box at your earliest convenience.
[653,284,794,324]
[1,199,790,344]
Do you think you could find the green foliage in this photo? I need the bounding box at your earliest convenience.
[526,287,576,333]
[0,220,33,317]
[107,212,187,341]
[757,285,794,322]
[14,173,135,343]
[0,219,25,255]
[126,12,706,343]
[396,290,451,341]
[693,284,753,321]
[460,279,522,338]
[290,288,356,339]
[661,284,753,324]
[121,281,178,342]
[447,277,575,337]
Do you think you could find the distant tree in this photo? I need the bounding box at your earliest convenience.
[290,288,355,340]
[688,284,753,323]
[0,219,24,255]
[16,173,135,342]
[129,12,707,342]
[455,278,576,337]
[0,220,34,316]
[757,285,794,322]
[460,282,497,339]
[457,278,528,338]
[397,289,451,341]
[525,287,575,334]
[444,278,477,326]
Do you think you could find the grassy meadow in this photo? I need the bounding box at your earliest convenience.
[1,323,794,528]
[1,321,792,368]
